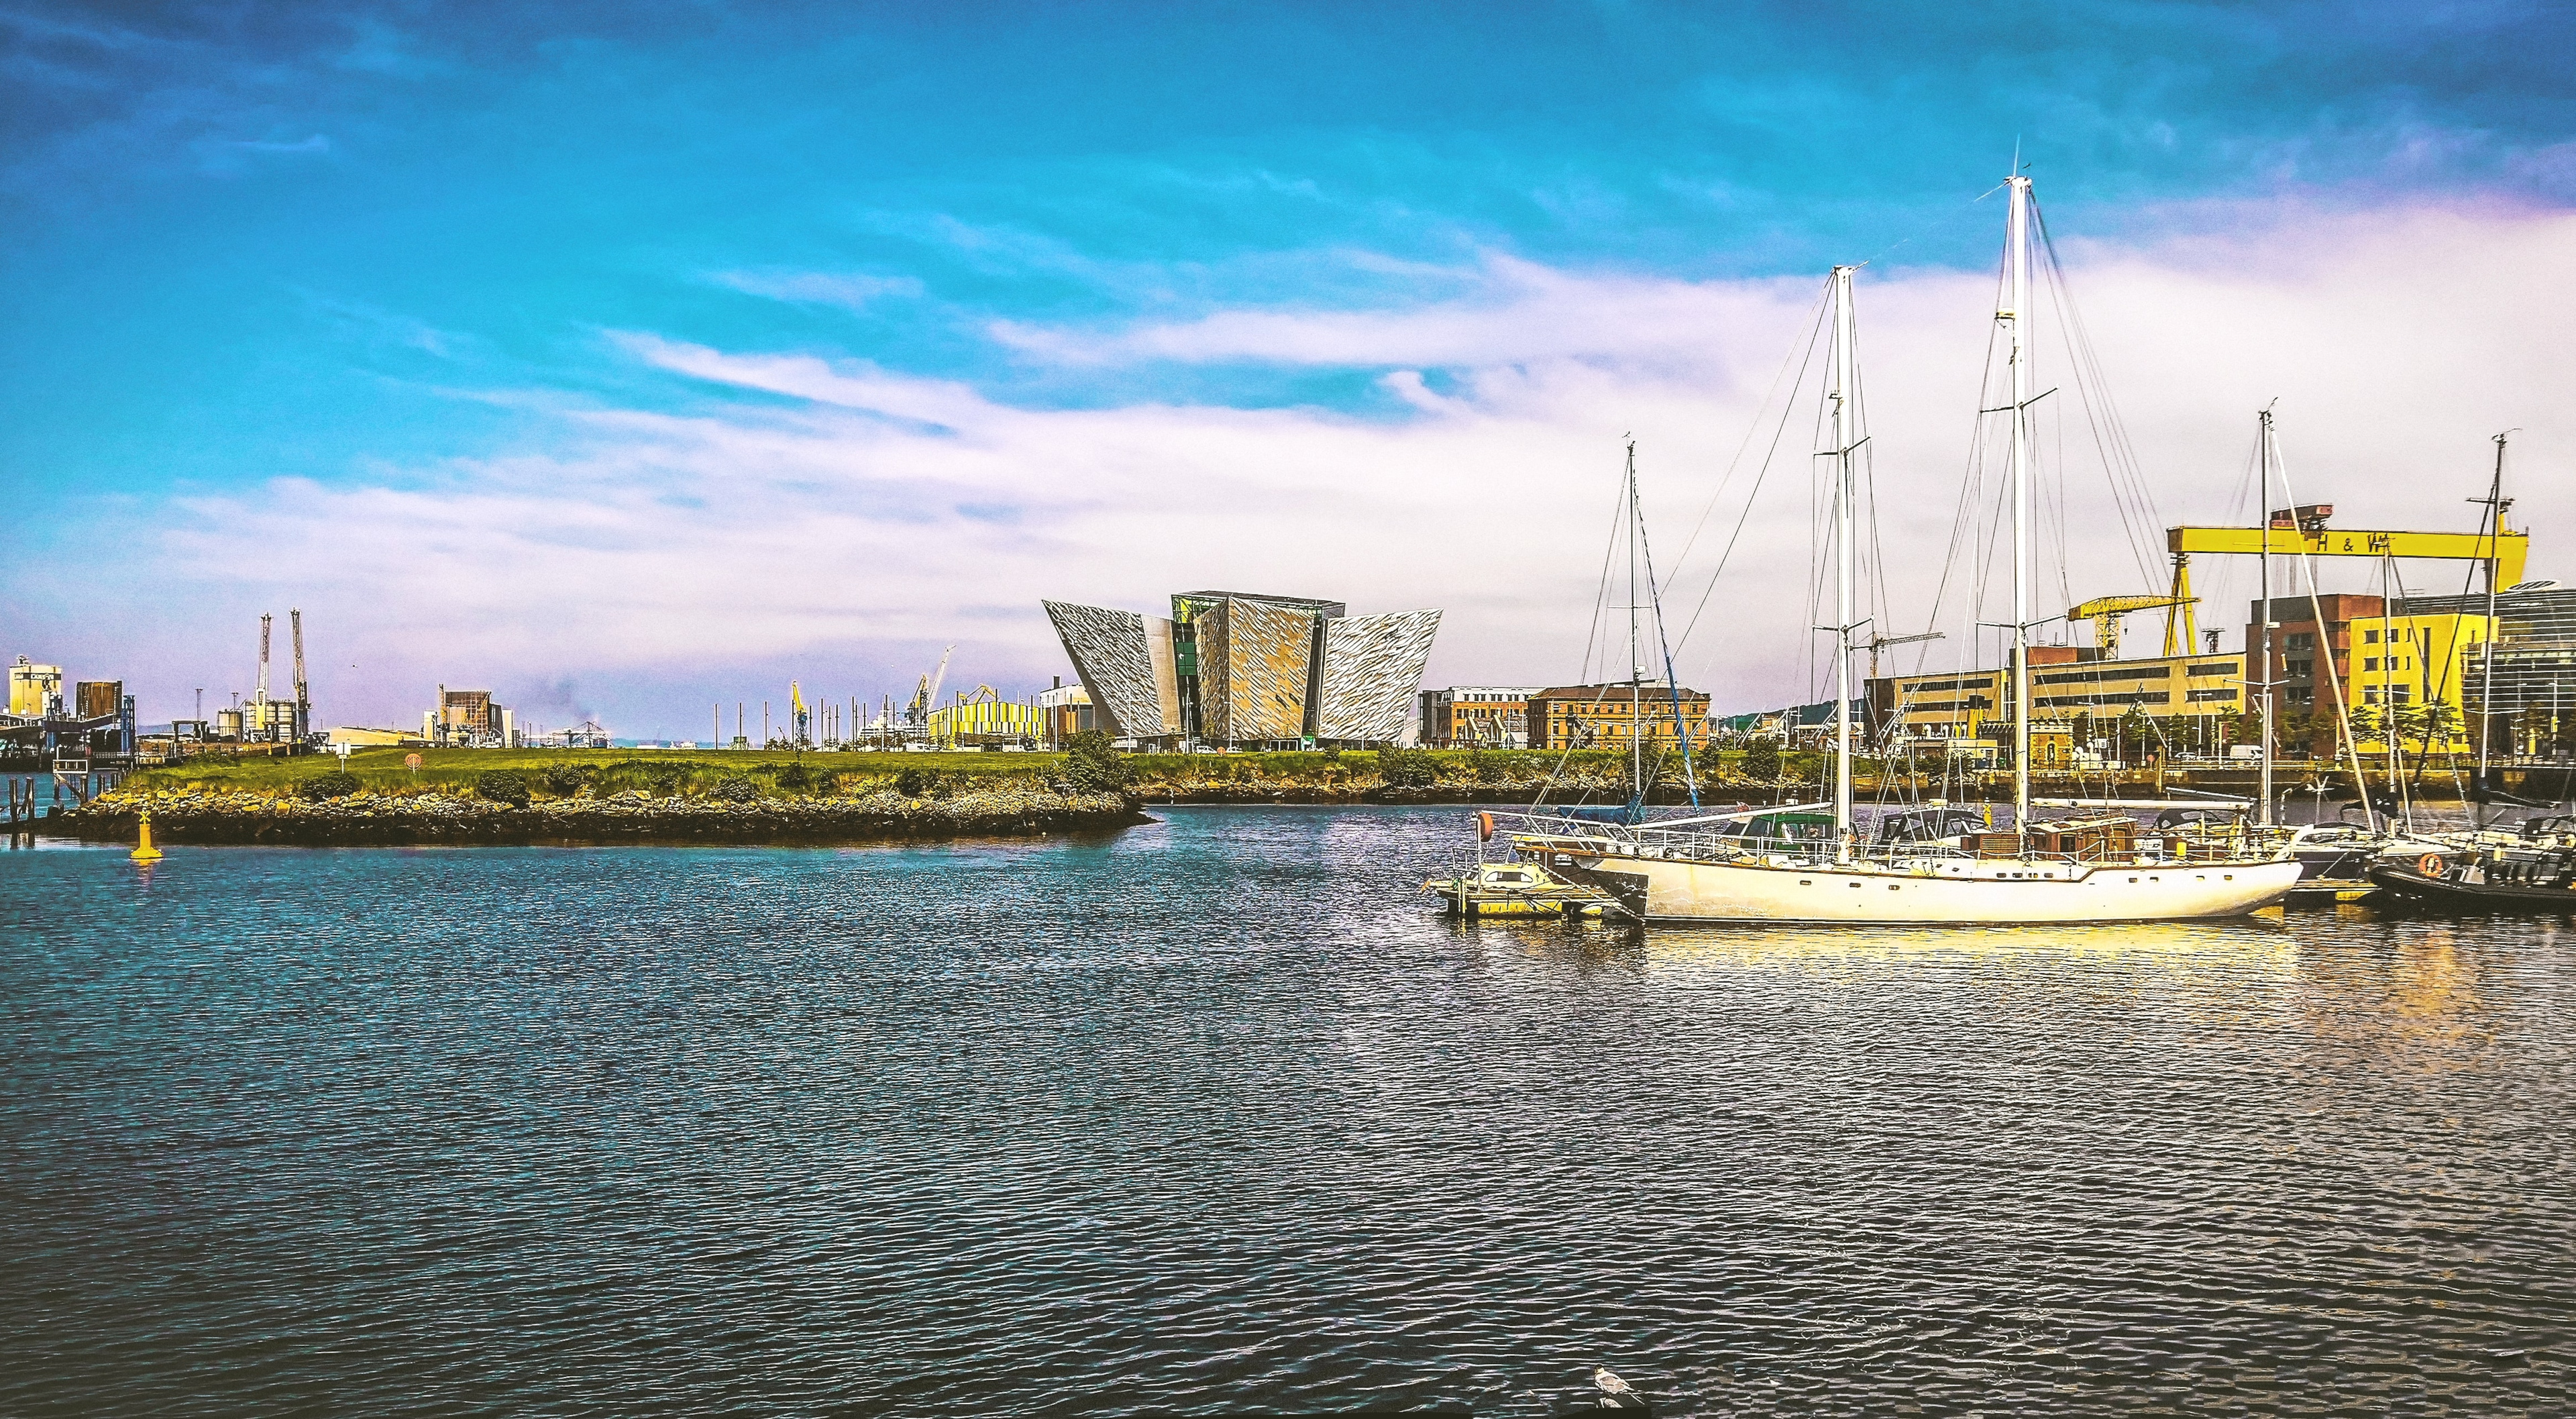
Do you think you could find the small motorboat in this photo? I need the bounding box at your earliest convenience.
[2367,833,2576,911]
[2282,821,2385,904]
[1424,859,1616,918]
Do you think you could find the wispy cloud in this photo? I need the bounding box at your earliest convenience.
[231,134,329,154]
[710,269,925,309]
[986,254,1808,368]
[46,201,2565,735]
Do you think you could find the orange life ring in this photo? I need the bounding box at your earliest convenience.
[2415,852,2447,878]
[1477,811,1495,842]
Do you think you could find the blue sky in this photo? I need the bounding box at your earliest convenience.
[7,1,2575,732]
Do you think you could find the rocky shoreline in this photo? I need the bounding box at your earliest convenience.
[50,786,1152,846]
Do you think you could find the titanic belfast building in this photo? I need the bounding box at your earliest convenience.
[1042,591,1441,750]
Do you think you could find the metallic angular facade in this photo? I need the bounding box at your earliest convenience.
[1041,600,1181,741]
[1316,611,1443,743]
[1047,593,1438,747]
[1199,597,1315,743]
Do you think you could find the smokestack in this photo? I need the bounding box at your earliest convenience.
[256,614,272,705]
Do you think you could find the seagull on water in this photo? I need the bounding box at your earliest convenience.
[1594,1369,1649,1412]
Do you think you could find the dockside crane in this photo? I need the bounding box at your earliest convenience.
[290,609,309,739]
[905,645,955,727]
[790,680,810,745]
[2163,504,2529,645]
[1865,630,1944,679]
[2065,594,2198,659]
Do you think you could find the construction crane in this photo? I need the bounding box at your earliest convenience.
[2065,594,2198,659]
[2164,504,2529,649]
[289,609,309,738]
[789,680,810,745]
[906,645,955,727]
[1865,630,1944,679]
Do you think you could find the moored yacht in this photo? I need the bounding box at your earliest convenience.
[1485,170,2300,925]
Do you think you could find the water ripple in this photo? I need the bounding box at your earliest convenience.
[3,808,2570,1416]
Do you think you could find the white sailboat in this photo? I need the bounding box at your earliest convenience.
[1493,170,2302,925]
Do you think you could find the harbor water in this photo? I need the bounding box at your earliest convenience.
[3,806,2569,1414]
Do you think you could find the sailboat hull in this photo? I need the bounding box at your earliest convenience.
[1556,853,2303,925]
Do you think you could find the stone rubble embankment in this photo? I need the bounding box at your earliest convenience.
[56,786,1151,846]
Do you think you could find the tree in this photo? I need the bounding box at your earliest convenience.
[1062,729,1132,794]
[1741,737,1782,782]
[2343,701,2381,747]
[2385,701,2428,757]
[1375,747,1437,788]
[2414,701,2463,756]
[298,770,360,801]
[2118,705,2155,757]
[2274,709,2312,757]
[473,770,531,807]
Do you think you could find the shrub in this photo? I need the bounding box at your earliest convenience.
[712,776,759,802]
[1061,731,1131,794]
[541,761,596,795]
[894,767,931,797]
[1740,739,1782,782]
[775,761,813,792]
[298,770,361,801]
[1375,747,1437,788]
[474,770,531,807]
[644,765,685,794]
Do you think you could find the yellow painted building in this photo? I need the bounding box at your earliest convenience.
[9,657,64,717]
[926,691,1045,745]
[2337,611,2490,753]
[1872,649,2247,742]
[2251,595,2491,754]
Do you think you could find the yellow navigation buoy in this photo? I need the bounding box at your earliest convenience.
[131,809,164,863]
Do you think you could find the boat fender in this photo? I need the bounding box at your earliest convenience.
[1477,811,1495,842]
[2415,852,2447,878]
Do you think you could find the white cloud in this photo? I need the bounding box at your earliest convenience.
[710,269,926,309]
[36,201,2576,733]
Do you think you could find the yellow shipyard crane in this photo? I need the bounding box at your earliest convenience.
[2066,593,2198,659]
[790,680,810,744]
[2151,505,2530,655]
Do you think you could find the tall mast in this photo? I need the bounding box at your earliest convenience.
[2255,409,2275,826]
[1626,439,1643,818]
[1830,264,1858,861]
[2476,432,2510,821]
[2004,173,2033,831]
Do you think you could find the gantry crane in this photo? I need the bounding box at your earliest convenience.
[2065,594,2198,659]
[2162,504,2528,650]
